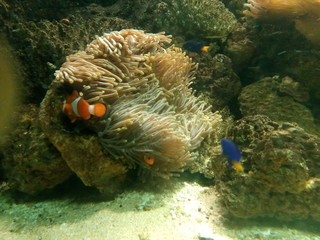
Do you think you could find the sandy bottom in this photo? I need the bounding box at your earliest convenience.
[0,178,319,240]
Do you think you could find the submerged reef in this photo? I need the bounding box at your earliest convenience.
[192,54,241,108]
[244,0,320,45]
[38,29,222,191]
[151,0,238,39]
[1,2,133,102]
[1,0,320,227]
[39,85,128,194]
[0,0,241,102]
[239,76,320,136]
[0,105,72,194]
[108,0,238,40]
[265,50,320,101]
[210,115,320,221]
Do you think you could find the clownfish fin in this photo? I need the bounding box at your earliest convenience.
[70,117,78,123]
[65,90,80,104]
[94,103,107,117]
[88,103,107,117]
[71,90,80,98]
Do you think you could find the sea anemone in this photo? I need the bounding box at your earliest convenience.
[55,29,172,104]
[244,0,306,19]
[244,0,320,45]
[54,29,215,177]
[98,88,192,177]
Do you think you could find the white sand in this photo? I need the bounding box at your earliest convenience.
[0,181,231,240]
[0,179,319,240]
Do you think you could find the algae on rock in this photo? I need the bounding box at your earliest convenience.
[1,105,72,194]
[1,2,133,103]
[108,0,238,40]
[239,76,320,136]
[210,115,320,221]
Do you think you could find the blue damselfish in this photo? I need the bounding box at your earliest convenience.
[221,138,244,172]
[183,39,209,53]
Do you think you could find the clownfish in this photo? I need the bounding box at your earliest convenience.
[221,138,244,172]
[144,156,155,165]
[62,90,106,123]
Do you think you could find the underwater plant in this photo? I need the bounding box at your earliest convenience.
[50,29,216,178]
[244,0,320,45]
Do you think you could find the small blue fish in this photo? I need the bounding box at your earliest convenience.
[221,138,244,172]
[183,39,209,53]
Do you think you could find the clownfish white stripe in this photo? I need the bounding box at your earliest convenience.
[63,90,107,123]
[88,105,95,115]
[71,96,81,117]
[62,100,67,113]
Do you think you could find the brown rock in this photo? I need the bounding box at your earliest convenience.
[239,76,320,136]
[211,115,320,221]
[1,104,72,194]
[39,83,128,194]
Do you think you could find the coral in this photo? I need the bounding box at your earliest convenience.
[192,54,241,108]
[1,3,133,102]
[210,115,320,221]
[222,0,247,17]
[278,76,309,103]
[244,0,305,18]
[244,0,320,45]
[1,104,72,194]
[154,0,238,39]
[223,26,256,73]
[108,0,238,41]
[41,29,218,183]
[239,76,320,135]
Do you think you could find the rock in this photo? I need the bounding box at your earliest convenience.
[109,0,237,41]
[239,76,320,136]
[1,104,72,194]
[39,83,128,195]
[211,115,320,221]
[193,54,241,108]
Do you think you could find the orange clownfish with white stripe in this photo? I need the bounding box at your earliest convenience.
[62,90,106,123]
[144,156,155,165]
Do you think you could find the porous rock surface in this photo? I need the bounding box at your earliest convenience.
[0,104,72,194]
[210,115,320,221]
[239,76,320,136]
[38,83,128,195]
